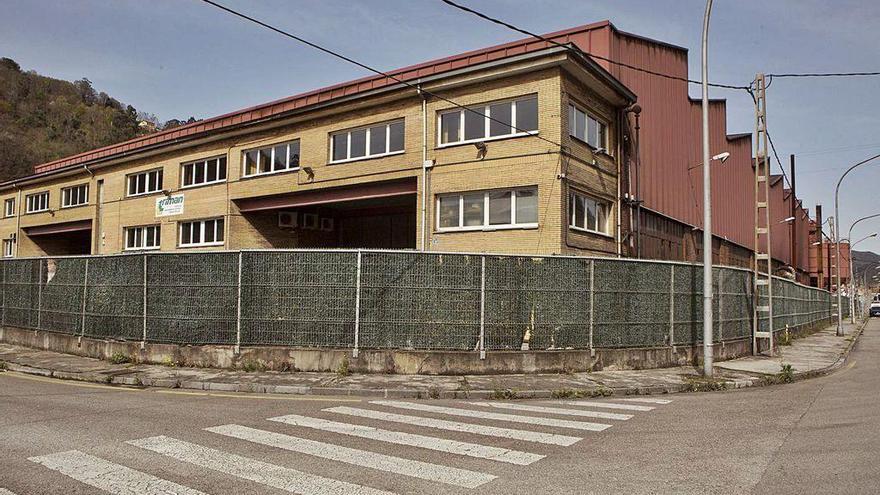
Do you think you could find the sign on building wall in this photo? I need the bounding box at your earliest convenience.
[156,194,184,217]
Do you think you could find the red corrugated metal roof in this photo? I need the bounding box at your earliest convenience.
[28,20,615,177]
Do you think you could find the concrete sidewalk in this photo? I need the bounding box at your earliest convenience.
[0,320,867,399]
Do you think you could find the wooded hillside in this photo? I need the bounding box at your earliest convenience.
[0,57,194,182]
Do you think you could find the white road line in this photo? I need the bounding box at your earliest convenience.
[206,424,496,489]
[620,398,672,405]
[468,402,633,420]
[371,401,612,432]
[269,413,543,466]
[0,489,19,495]
[127,435,393,495]
[550,400,655,411]
[325,406,581,446]
[28,450,208,495]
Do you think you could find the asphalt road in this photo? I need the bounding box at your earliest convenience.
[1,319,877,494]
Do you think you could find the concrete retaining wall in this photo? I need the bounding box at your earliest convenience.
[1,322,829,375]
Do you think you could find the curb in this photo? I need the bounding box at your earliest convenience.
[0,320,866,400]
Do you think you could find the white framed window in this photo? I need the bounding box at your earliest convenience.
[179,218,225,247]
[330,119,405,163]
[438,95,538,146]
[126,168,164,197]
[3,198,14,217]
[436,187,538,231]
[61,184,89,208]
[569,190,611,235]
[242,140,300,177]
[568,103,608,151]
[124,225,161,251]
[182,156,227,188]
[2,239,13,258]
[25,191,49,213]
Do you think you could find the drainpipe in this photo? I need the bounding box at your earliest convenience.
[13,184,22,257]
[616,110,623,257]
[419,86,430,251]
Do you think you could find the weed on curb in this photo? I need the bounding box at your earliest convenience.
[684,376,729,392]
[491,388,519,400]
[0,361,7,371]
[241,360,268,373]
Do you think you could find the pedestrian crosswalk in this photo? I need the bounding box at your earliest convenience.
[25,396,673,494]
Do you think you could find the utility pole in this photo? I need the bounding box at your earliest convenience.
[790,154,797,279]
[816,204,824,289]
[752,73,774,356]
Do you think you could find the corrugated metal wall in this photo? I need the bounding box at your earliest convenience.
[568,26,813,273]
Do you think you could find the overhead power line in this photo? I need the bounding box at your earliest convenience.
[439,0,751,91]
[767,71,880,79]
[198,0,565,149]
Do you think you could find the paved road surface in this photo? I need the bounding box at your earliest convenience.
[1,319,877,494]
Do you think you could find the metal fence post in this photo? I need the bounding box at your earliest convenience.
[478,255,486,360]
[352,250,362,359]
[141,254,147,349]
[79,258,89,338]
[235,251,243,355]
[588,260,595,356]
[669,265,675,349]
[36,259,43,329]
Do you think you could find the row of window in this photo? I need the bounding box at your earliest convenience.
[439,96,538,146]
[13,184,91,215]
[436,187,610,235]
[124,218,225,250]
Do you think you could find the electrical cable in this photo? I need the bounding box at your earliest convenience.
[198,0,565,150]
[439,0,752,91]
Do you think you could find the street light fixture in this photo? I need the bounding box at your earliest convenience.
[834,152,880,335]
[781,216,796,224]
[700,0,715,377]
[848,231,878,323]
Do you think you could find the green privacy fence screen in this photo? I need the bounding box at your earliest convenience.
[0,250,850,353]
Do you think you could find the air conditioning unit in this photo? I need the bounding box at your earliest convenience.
[302,213,319,230]
[278,211,298,229]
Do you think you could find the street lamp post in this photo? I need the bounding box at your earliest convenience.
[700,0,714,377]
[847,233,877,321]
[847,213,880,322]
[834,152,880,335]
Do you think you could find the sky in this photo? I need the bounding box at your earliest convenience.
[2,0,879,252]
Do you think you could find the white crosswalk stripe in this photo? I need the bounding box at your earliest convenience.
[206,424,497,489]
[0,489,19,495]
[269,413,543,465]
[371,400,613,431]
[127,435,394,495]
[620,397,672,405]
[468,402,633,420]
[550,400,655,411]
[28,450,208,495]
[325,406,582,446]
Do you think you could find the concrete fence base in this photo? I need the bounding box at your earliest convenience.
[0,323,828,375]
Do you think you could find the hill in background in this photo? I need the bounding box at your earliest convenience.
[0,57,194,182]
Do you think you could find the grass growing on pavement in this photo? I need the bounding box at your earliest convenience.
[0,361,7,371]
[109,352,132,365]
[241,359,268,372]
[684,376,729,392]
[779,364,794,383]
[551,387,613,399]
[336,356,350,377]
[778,329,793,346]
[491,388,520,400]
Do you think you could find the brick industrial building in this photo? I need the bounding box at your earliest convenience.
[0,21,844,287]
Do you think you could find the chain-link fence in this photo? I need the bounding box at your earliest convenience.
[0,250,843,355]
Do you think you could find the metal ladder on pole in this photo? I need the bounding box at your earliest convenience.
[752,73,774,355]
